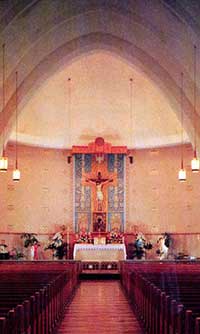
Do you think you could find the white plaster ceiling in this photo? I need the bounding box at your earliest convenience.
[9,51,189,149]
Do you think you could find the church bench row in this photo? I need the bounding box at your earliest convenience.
[0,272,68,334]
[0,261,81,291]
[0,276,75,334]
[135,274,200,334]
[0,260,81,273]
[120,262,200,334]
[120,261,200,277]
[120,261,200,295]
[0,272,68,308]
[0,264,80,334]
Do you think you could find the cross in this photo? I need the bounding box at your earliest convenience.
[83,170,117,212]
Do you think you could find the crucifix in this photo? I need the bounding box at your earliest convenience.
[85,171,116,212]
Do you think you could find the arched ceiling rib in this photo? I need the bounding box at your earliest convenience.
[0,0,199,150]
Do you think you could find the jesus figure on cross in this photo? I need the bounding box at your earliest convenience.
[85,171,113,211]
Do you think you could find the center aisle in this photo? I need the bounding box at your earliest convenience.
[57,280,144,334]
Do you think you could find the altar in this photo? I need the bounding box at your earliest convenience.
[73,244,127,261]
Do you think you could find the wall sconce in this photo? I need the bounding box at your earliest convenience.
[67,156,72,164]
[129,156,133,164]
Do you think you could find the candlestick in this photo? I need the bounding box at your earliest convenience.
[67,226,70,245]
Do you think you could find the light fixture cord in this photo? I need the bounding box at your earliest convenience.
[193,45,197,154]
[2,43,5,154]
[15,71,18,169]
[68,77,71,147]
[181,72,184,168]
[130,78,133,148]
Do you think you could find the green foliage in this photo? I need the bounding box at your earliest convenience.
[20,233,39,248]
[10,248,24,259]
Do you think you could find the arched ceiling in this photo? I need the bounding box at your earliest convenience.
[0,0,200,150]
[9,51,188,148]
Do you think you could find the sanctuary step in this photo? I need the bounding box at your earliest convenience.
[56,280,144,334]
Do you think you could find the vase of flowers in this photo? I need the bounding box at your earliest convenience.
[76,230,91,243]
[107,229,123,244]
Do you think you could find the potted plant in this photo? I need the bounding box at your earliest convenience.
[0,240,10,260]
[9,247,24,260]
[21,233,39,247]
[21,233,39,260]
[44,231,67,260]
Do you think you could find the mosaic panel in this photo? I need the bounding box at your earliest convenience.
[74,154,92,232]
[74,153,125,233]
[107,154,125,232]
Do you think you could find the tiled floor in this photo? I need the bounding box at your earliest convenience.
[57,280,144,334]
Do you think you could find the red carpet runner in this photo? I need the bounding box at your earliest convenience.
[57,280,144,334]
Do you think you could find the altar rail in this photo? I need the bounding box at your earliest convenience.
[81,261,119,274]
[120,261,200,334]
[1,232,200,260]
[0,261,81,334]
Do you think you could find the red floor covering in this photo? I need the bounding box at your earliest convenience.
[57,280,144,334]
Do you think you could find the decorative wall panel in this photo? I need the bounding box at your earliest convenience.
[74,153,125,232]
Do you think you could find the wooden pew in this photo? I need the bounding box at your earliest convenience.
[0,261,80,334]
[120,261,200,334]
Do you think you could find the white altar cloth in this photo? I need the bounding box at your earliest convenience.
[73,244,126,261]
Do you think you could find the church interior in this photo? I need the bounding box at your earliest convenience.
[0,1,200,333]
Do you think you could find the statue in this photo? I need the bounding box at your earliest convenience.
[85,171,113,211]
[30,241,39,260]
[156,233,171,260]
[133,233,152,260]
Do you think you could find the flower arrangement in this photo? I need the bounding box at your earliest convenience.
[107,230,124,244]
[0,240,8,254]
[20,233,39,247]
[44,231,67,259]
[76,230,91,243]
[0,240,10,259]
[9,248,24,260]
